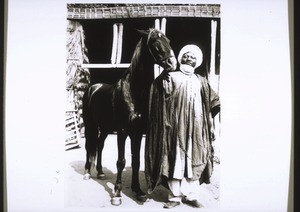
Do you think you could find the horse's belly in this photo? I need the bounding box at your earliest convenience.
[91,88,115,131]
[92,83,132,132]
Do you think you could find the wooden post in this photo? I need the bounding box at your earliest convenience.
[154,19,161,79]
[155,18,160,30]
[116,23,123,64]
[111,24,118,64]
[209,20,218,93]
[159,18,167,75]
[161,18,166,34]
[209,20,221,155]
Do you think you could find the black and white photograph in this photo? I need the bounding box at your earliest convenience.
[4,0,293,212]
[65,3,221,210]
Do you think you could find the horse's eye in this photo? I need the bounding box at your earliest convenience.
[158,33,162,38]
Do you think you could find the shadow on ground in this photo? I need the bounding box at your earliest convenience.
[69,160,166,205]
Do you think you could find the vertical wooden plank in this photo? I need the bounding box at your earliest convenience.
[209,20,218,92]
[161,18,166,34]
[111,24,118,64]
[116,23,123,64]
[209,19,221,146]
[155,18,160,30]
[154,19,161,79]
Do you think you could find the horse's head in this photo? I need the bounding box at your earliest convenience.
[137,28,177,72]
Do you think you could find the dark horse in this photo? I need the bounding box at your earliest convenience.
[82,28,177,206]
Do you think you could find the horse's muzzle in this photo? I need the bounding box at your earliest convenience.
[164,56,177,71]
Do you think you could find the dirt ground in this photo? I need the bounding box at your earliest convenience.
[64,135,220,211]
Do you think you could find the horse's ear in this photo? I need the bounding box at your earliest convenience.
[136,29,149,36]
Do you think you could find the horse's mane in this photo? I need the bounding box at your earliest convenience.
[116,37,143,83]
[116,33,154,118]
[130,38,143,73]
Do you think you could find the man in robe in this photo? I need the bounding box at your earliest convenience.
[145,44,221,209]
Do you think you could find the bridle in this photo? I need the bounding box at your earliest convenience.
[146,29,175,66]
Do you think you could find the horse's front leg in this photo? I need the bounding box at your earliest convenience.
[130,132,148,202]
[111,129,127,206]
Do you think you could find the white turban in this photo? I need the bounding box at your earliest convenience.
[177,44,203,69]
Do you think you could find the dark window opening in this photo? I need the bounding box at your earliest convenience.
[77,17,220,84]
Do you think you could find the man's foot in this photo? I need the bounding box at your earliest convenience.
[163,201,180,209]
[181,196,202,208]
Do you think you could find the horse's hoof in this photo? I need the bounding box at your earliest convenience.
[137,194,149,202]
[133,188,148,202]
[97,173,106,180]
[111,197,122,206]
[83,173,91,180]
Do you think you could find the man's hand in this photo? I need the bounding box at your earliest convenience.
[159,70,170,82]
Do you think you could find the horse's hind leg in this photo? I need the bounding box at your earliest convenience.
[96,131,108,179]
[83,122,98,180]
[130,132,148,202]
[111,129,127,206]
[84,150,92,180]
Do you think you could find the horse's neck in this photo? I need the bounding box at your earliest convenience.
[118,43,154,116]
[131,42,154,93]
[132,63,153,99]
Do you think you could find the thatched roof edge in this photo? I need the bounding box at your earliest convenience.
[67,4,221,20]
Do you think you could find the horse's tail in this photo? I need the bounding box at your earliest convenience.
[82,85,99,161]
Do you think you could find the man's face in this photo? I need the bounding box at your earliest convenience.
[181,51,196,68]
